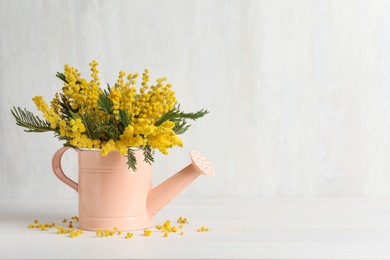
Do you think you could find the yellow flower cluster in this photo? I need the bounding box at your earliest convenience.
[27,217,83,238]
[155,219,181,238]
[58,119,99,149]
[177,216,189,224]
[27,222,55,231]
[61,61,102,112]
[197,226,209,232]
[148,121,183,155]
[33,96,60,129]
[32,60,186,161]
[27,216,209,239]
[125,232,134,239]
[96,227,122,237]
[69,229,83,238]
[154,217,193,238]
[55,225,83,238]
[134,70,176,124]
[143,229,153,236]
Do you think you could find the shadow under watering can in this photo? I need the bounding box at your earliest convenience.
[52,147,215,231]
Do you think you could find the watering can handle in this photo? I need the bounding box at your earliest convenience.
[52,147,78,192]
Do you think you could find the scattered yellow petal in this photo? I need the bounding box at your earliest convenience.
[144,229,152,236]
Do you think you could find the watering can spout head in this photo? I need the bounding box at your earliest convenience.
[147,150,215,216]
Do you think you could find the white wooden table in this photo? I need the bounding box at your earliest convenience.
[1,197,390,259]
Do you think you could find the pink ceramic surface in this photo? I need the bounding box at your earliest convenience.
[52,147,215,231]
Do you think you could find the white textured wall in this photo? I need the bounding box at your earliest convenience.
[1,0,390,198]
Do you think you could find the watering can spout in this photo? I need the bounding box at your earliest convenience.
[147,151,215,216]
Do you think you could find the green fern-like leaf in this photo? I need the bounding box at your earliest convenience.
[57,93,77,120]
[95,116,121,141]
[79,109,102,140]
[11,107,53,132]
[173,120,191,135]
[56,72,81,85]
[155,104,209,135]
[118,109,131,133]
[154,106,178,126]
[56,72,68,83]
[127,148,137,171]
[142,145,154,165]
[98,86,113,114]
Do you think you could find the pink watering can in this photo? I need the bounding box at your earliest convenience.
[52,147,215,231]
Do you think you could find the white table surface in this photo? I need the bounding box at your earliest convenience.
[1,197,390,259]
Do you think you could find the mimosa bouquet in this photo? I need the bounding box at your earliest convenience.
[11,61,208,170]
